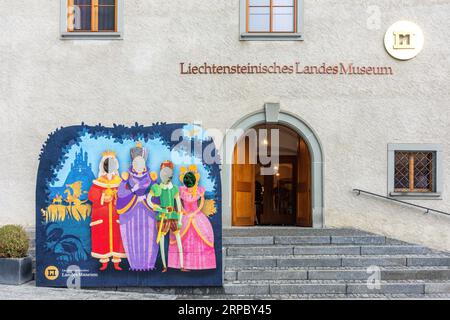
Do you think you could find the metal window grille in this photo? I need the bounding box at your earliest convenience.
[394,151,434,192]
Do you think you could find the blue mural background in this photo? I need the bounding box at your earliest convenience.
[36,123,222,287]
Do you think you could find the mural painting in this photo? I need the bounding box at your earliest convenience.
[36,123,222,287]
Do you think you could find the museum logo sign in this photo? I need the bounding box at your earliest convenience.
[384,21,424,61]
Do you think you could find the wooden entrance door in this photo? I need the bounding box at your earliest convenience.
[232,138,256,226]
[259,156,298,226]
[296,138,312,227]
[232,125,312,227]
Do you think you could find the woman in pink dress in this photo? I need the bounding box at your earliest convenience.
[168,165,216,270]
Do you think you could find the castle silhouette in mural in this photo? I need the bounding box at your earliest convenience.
[42,149,95,222]
[64,149,96,199]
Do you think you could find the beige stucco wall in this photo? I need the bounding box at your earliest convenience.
[0,0,449,250]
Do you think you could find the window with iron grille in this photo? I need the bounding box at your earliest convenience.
[394,151,435,192]
[388,144,443,199]
[60,0,123,39]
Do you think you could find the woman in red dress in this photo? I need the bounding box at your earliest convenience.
[88,151,126,271]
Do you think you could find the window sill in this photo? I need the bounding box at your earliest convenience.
[240,33,303,41]
[389,192,442,200]
[60,32,123,40]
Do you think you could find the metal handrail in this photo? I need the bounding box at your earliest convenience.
[353,189,450,217]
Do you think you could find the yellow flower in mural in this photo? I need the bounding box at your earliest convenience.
[202,199,217,217]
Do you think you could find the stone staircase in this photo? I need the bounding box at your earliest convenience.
[26,227,450,299]
[25,228,36,276]
[217,227,450,299]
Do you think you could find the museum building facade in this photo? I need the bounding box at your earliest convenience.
[0,0,449,252]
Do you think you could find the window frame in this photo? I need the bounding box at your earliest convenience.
[388,144,443,199]
[240,0,304,41]
[60,0,124,40]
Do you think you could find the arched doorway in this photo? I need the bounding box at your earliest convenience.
[222,104,324,228]
[232,124,312,226]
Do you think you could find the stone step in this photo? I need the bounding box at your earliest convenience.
[225,256,279,268]
[227,246,294,256]
[294,245,361,255]
[228,269,308,281]
[274,236,332,245]
[223,236,275,246]
[114,280,450,296]
[225,245,431,256]
[221,280,450,295]
[360,245,431,255]
[24,229,36,264]
[26,230,35,242]
[346,283,424,295]
[310,268,450,281]
[28,248,36,260]
[27,230,36,254]
[223,227,373,237]
[331,236,386,245]
[223,235,388,246]
[342,255,450,267]
[277,282,424,295]
[224,267,450,281]
[178,293,450,300]
[425,282,450,294]
[407,257,450,266]
[225,255,450,268]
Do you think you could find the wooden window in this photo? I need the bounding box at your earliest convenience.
[67,0,117,32]
[247,0,297,33]
[394,151,435,193]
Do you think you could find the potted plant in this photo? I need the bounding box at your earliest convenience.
[0,225,33,285]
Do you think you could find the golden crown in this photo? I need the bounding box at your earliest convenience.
[102,150,116,157]
[188,164,198,173]
[180,164,198,175]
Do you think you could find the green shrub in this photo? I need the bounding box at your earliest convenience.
[0,225,29,258]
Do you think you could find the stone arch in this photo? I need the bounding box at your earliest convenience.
[221,103,324,228]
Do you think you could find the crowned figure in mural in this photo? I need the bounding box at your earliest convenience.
[168,165,217,270]
[116,142,159,271]
[88,151,126,271]
[147,160,186,272]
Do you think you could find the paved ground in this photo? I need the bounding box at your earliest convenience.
[1,281,450,300]
[178,293,450,300]
[0,281,176,300]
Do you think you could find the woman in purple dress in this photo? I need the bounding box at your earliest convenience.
[117,142,159,271]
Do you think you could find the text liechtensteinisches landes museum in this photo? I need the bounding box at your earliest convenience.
[180,62,394,76]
